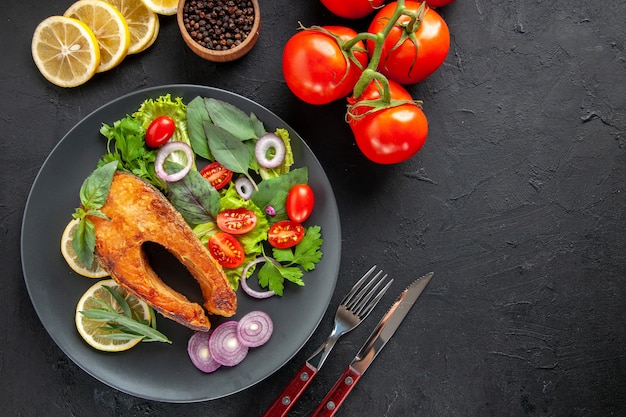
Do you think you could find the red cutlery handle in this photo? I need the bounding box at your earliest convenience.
[262,362,318,417]
[310,366,362,417]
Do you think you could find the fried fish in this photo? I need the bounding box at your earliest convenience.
[89,171,237,332]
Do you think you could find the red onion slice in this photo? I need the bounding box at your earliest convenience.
[254,133,286,169]
[237,311,273,348]
[187,331,222,373]
[240,257,276,299]
[235,177,254,200]
[208,321,249,367]
[154,141,193,182]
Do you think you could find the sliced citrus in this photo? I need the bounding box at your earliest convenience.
[137,13,160,53]
[140,0,177,16]
[61,218,109,278]
[31,16,101,88]
[105,0,159,54]
[76,279,152,352]
[64,0,131,72]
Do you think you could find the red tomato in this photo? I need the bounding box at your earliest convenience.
[282,26,369,105]
[286,184,315,223]
[268,221,305,249]
[348,79,428,164]
[145,116,176,148]
[425,0,456,7]
[208,232,245,268]
[320,0,385,19]
[216,208,257,235]
[200,161,233,190]
[367,1,450,84]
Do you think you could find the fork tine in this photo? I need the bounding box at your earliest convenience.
[353,276,392,318]
[344,270,384,310]
[340,265,377,305]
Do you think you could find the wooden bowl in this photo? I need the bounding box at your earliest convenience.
[177,0,261,62]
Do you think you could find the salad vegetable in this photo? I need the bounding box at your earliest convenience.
[77,93,324,296]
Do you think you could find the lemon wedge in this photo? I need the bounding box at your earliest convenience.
[64,0,131,72]
[31,16,101,88]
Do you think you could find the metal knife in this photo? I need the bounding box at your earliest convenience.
[310,272,434,417]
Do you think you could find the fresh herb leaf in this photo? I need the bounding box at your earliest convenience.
[186,96,213,160]
[252,167,308,222]
[273,225,323,271]
[102,285,132,319]
[258,260,304,296]
[72,161,118,266]
[99,117,163,189]
[204,97,263,141]
[79,160,118,210]
[204,121,251,174]
[80,309,171,343]
[73,217,97,267]
[166,164,221,225]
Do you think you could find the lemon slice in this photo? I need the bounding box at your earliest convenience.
[136,13,160,53]
[76,279,151,352]
[105,0,159,54]
[61,218,109,278]
[64,0,131,72]
[140,0,177,16]
[31,16,101,88]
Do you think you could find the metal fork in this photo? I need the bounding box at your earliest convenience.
[261,265,393,417]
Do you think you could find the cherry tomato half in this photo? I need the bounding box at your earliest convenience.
[200,161,233,190]
[145,116,176,148]
[208,232,245,268]
[286,184,315,223]
[268,220,305,249]
[320,0,384,19]
[216,208,257,235]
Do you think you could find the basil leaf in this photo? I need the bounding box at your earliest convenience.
[252,167,308,222]
[166,166,220,225]
[204,121,251,174]
[79,161,118,210]
[73,218,97,267]
[204,98,259,141]
[186,96,213,160]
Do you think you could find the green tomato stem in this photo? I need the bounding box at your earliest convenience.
[346,0,409,101]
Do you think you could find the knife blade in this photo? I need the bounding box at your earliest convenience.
[310,272,434,417]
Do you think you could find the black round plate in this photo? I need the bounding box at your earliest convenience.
[21,85,341,402]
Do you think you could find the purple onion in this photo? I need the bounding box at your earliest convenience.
[208,321,249,367]
[187,331,221,373]
[237,311,273,348]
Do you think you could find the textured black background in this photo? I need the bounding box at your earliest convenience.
[2,0,625,416]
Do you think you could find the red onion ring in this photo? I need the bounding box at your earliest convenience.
[154,141,193,182]
[254,133,286,169]
[235,177,254,200]
[237,311,273,348]
[240,257,276,299]
[208,321,249,367]
[187,331,222,373]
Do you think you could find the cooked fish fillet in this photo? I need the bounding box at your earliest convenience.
[89,171,237,332]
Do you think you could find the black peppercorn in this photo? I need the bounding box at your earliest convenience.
[182,0,255,50]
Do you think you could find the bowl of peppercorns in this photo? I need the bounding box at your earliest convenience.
[177,0,261,62]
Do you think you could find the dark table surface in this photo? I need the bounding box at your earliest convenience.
[2,1,625,416]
